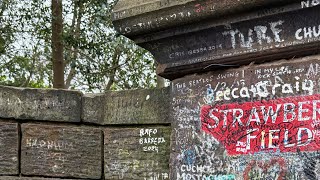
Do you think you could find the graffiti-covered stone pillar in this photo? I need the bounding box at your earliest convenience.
[112,0,320,179]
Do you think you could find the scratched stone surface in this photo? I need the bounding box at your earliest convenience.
[113,1,320,80]
[0,86,82,122]
[21,124,102,179]
[112,0,298,36]
[0,121,18,175]
[171,55,320,179]
[0,177,81,180]
[83,88,170,125]
[104,127,171,180]
[82,93,104,124]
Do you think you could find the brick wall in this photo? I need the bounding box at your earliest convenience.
[0,87,171,180]
[2,55,320,180]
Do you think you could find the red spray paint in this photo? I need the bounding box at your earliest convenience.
[200,94,320,155]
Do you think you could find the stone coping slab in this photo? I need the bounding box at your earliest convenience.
[82,88,170,125]
[0,86,82,122]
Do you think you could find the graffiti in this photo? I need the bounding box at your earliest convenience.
[25,138,73,151]
[106,159,166,179]
[171,59,320,179]
[300,151,320,179]
[144,172,169,180]
[295,24,320,40]
[306,63,320,77]
[243,158,286,180]
[185,65,316,103]
[301,0,320,8]
[170,44,224,59]
[139,128,166,153]
[175,130,230,179]
[194,0,215,13]
[107,160,131,179]
[177,173,235,180]
[33,151,67,163]
[141,4,320,79]
[222,20,284,49]
[182,149,196,165]
[117,10,192,34]
[105,127,170,179]
[140,128,158,137]
[118,149,131,157]
[255,66,294,78]
[214,76,314,102]
[201,94,320,155]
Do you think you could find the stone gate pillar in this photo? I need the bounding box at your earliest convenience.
[112,0,320,179]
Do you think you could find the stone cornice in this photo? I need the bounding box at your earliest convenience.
[112,0,320,80]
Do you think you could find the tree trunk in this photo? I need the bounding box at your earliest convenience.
[52,0,64,88]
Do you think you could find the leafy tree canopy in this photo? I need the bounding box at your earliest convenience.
[0,0,157,92]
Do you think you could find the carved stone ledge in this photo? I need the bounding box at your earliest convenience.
[113,0,320,79]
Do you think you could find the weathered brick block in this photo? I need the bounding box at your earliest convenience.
[0,86,82,122]
[0,121,19,175]
[104,127,171,180]
[21,124,102,179]
[82,88,170,125]
[0,177,80,180]
[82,93,104,124]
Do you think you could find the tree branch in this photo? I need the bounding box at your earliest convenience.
[65,0,84,89]
[105,46,121,91]
[20,55,37,87]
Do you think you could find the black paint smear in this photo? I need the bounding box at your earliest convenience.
[303,157,317,180]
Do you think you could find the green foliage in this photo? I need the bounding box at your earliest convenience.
[0,0,14,55]
[0,0,157,92]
